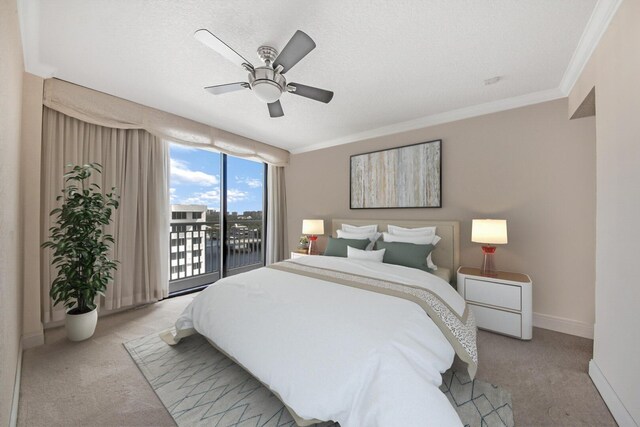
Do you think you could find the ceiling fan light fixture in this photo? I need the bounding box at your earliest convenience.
[249,67,286,103]
[252,80,283,103]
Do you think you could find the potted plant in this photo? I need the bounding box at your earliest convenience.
[42,163,119,341]
[297,235,310,253]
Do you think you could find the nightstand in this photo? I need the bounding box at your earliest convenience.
[457,266,532,340]
[290,251,309,259]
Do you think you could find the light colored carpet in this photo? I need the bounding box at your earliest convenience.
[124,332,513,427]
[18,294,616,426]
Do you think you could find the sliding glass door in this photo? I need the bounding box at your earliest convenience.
[223,155,267,276]
[168,144,266,294]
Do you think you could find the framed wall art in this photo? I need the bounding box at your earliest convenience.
[350,139,441,209]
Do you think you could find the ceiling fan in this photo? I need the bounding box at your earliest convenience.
[195,29,334,118]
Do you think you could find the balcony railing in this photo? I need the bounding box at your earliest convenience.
[169,219,264,293]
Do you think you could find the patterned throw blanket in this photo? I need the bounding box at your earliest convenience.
[269,260,478,379]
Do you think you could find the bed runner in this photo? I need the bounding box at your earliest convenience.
[268,260,478,379]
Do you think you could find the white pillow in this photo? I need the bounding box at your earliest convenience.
[347,246,385,262]
[387,225,436,236]
[342,223,378,233]
[426,254,437,271]
[336,229,381,250]
[382,232,441,270]
[382,232,441,245]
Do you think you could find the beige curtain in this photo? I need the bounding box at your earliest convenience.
[41,107,169,323]
[266,166,287,264]
[43,78,289,166]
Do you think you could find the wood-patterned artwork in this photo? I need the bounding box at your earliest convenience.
[350,140,441,209]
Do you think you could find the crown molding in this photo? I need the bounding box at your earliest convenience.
[291,0,622,155]
[559,0,623,95]
[290,87,564,154]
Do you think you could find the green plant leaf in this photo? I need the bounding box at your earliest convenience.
[42,163,119,310]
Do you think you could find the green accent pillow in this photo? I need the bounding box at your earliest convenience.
[374,241,435,272]
[324,237,370,257]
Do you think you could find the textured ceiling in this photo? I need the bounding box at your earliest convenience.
[19,0,598,152]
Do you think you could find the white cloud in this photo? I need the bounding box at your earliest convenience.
[173,188,249,207]
[171,159,218,186]
[179,189,221,206]
[235,176,263,188]
[227,189,249,203]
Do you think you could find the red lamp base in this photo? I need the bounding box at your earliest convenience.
[480,245,497,276]
[308,235,318,255]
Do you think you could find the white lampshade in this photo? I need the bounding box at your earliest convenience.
[302,219,324,236]
[471,219,508,244]
[252,81,282,103]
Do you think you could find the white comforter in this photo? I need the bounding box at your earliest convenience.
[175,256,464,426]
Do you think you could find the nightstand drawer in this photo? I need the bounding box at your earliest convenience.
[471,304,522,338]
[465,278,521,311]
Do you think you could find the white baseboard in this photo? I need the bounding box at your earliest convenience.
[21,331,44,349]
[9,341,23,427]
[9,333,44,426]
[43,302,155,330]
[533,312,594,339]
[589,360,638,427]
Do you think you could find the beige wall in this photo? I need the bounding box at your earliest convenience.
[569,0,640,424]
[21,73,45,348]
[286,98,596,336]
[0,0,24,424]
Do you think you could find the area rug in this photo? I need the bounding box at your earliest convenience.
[124,332,514,427]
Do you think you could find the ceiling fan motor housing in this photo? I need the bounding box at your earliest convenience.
[257,45,278,65]
[249,67,286,103]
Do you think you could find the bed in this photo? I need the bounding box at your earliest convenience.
[163,219,476,427]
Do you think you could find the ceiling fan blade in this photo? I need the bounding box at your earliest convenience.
[268,100,284,118]
[273,30,316,74]
[288,83,334,103]
[194,29,253,70]
[205,82,250,95]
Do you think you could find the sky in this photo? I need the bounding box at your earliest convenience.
[169,143,264,213]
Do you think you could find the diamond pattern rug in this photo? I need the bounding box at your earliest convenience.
[124,332,513,427]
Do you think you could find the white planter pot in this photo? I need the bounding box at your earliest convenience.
[65,307,98,341]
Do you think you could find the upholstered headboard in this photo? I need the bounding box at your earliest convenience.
[331,219,460,284]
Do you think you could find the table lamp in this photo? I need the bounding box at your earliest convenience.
[302,219,324,255]
[471,219,508,276]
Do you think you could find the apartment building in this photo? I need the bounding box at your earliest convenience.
[170,204,208,281]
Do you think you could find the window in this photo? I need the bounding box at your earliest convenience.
[224,156,266,274]
[169,143,266,294]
